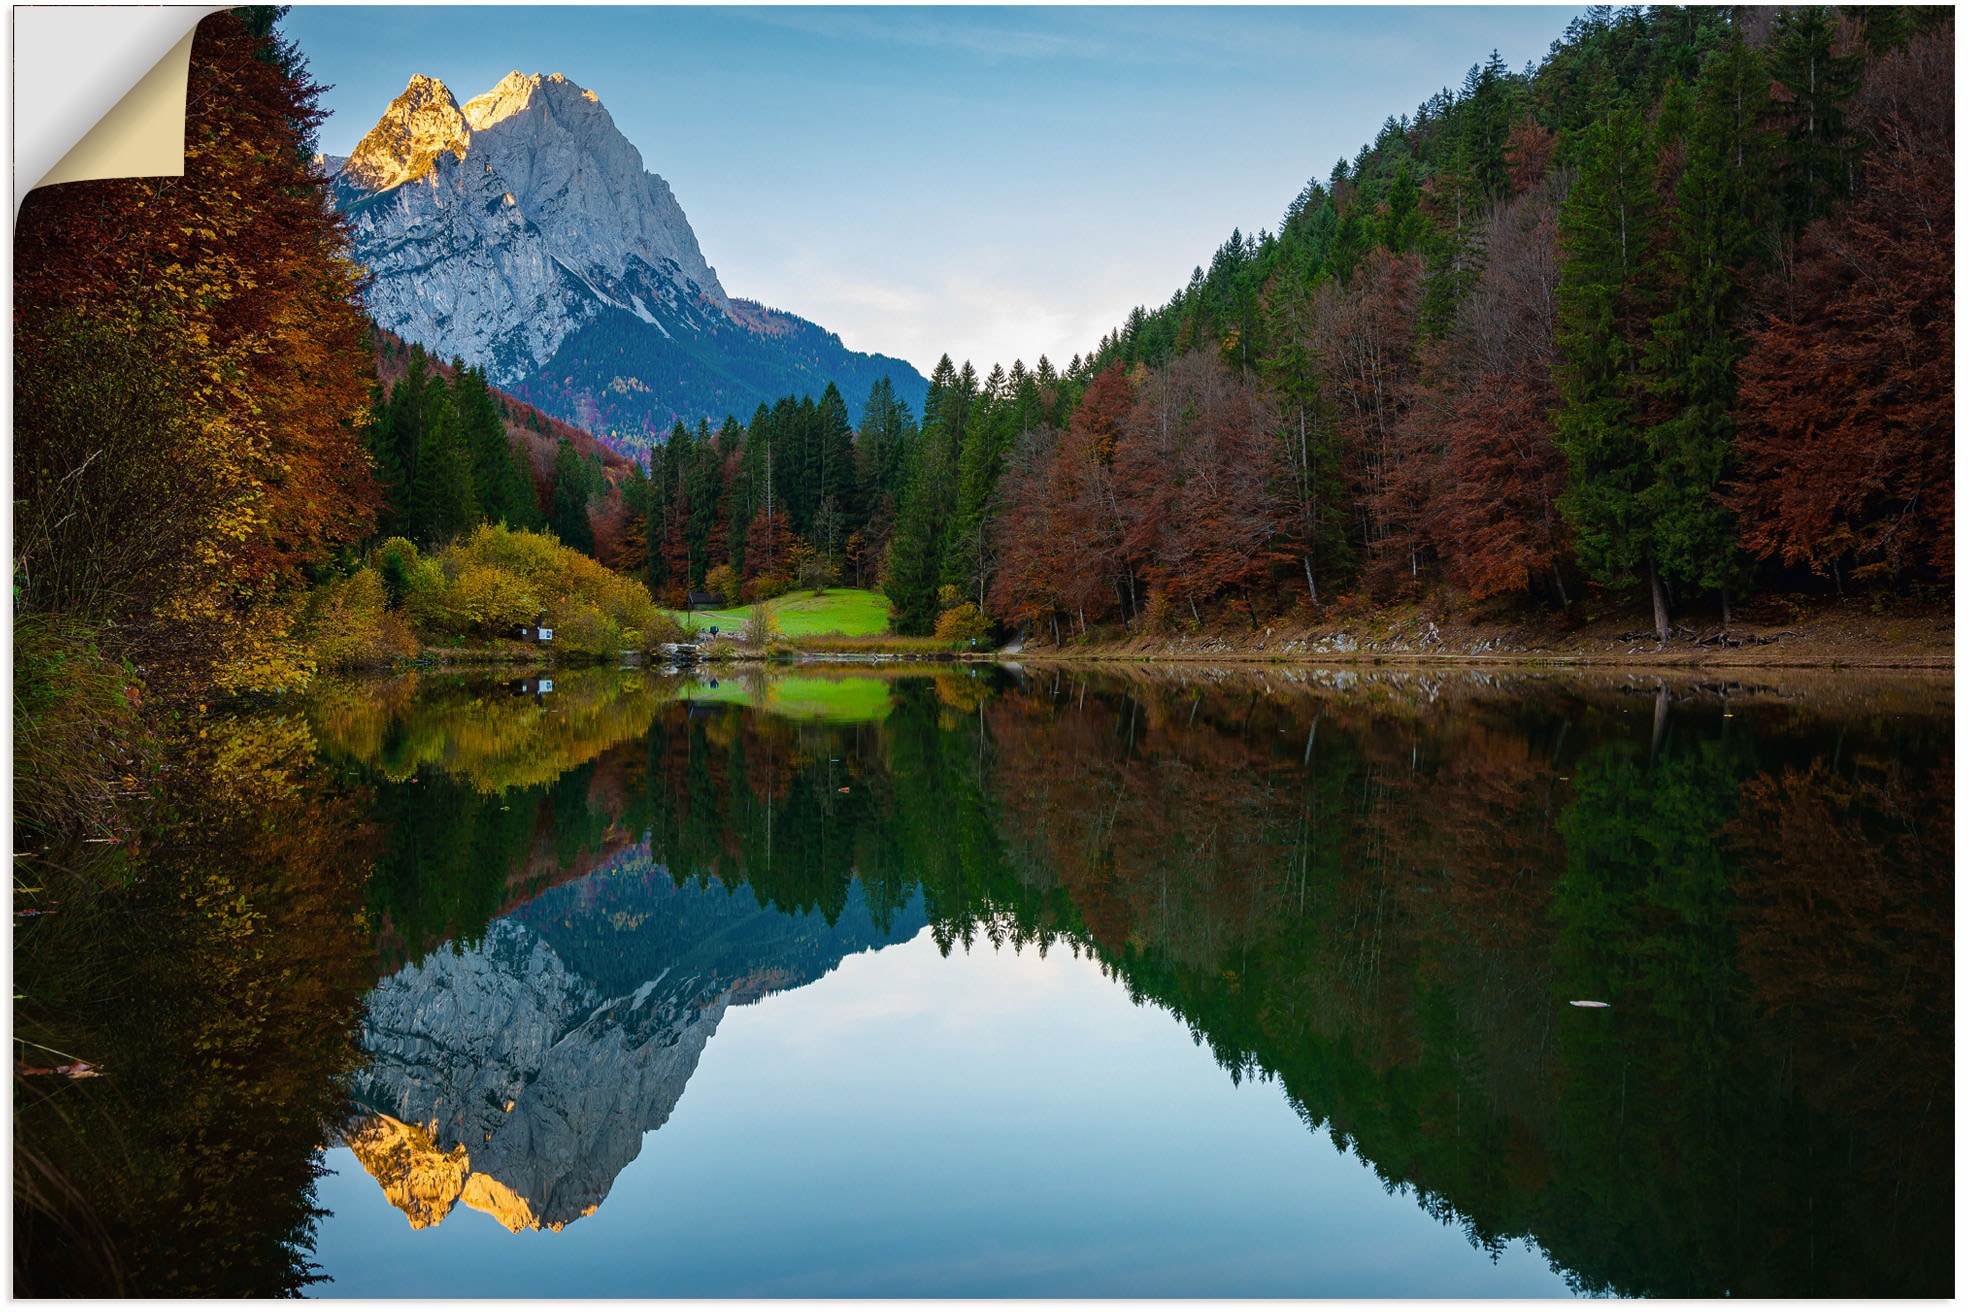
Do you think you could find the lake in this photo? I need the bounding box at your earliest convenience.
[13,663,1953,1296]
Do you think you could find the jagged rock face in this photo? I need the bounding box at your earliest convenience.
[334,71,726,389]
[459,72,724,311]
[329,71,929,446]
[349,916,725,1232]
[341,73,471,192]
[343,868,926,1232]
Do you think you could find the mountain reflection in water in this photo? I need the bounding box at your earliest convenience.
[14,665,1950,1296]
[345,867,924,1233]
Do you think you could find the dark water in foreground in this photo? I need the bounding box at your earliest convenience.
[14,664,1953,1296]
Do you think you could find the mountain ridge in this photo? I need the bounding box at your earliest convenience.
[330,70,927,455]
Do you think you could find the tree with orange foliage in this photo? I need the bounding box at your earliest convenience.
[1427,181,1572,603]
[1022,364,1138,633]
[15,10,377,691]
[1728,32,1953,588]
[987,424,1068,640]
[1120,351,1286,626]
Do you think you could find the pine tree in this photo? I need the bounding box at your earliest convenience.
[943,363,1015,607]
[1553,106,1666,636]
[885,434,955,634]
[727,402,774,575]
[549,436,596,555]
[406,378,476,547]
[1638,34,1775,618]
[684,418,722,586]
[1767,5,1862,234]
[814,381,857,551]
[453,363,535,529]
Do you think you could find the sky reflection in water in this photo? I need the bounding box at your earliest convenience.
[314,925,1570,1298]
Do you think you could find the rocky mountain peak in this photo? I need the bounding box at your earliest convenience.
[342,73,470,192]
[332,67,929,445]
[462,70,600,131]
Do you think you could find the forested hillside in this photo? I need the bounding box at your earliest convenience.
[627,6,1951,641]
[1032,4,1952,643]
[368,333,644,570]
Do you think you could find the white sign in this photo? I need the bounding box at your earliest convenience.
[538,680,554,694]
[538,628,553,641]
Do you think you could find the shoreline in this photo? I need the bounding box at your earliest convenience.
[989,597,1953,674]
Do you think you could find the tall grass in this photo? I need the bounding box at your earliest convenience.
[13,612,148,846]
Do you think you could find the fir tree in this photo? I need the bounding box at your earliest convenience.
[1553,106,1665,635]
[549,436,597,555]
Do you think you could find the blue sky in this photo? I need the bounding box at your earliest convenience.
[287,5,1586,377]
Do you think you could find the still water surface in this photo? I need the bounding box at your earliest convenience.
[14,663,1953,1296]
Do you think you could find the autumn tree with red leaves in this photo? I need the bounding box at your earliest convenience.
[1729,30,1954,588]
[1427,181,1572,603]
[15,10,377,691]
[1120,352,1286,626]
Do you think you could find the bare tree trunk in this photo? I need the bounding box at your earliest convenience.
[1303,555,1318,605]
[1649,560,1670,644]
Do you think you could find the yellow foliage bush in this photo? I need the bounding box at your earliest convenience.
[435,563,540,636]
[401,525,660,655]
[303,567,420,670]
[400,557,452,632]
[705,564,740,607]
[933,602,993,644]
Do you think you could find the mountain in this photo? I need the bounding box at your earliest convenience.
[328,72,929,455]
[342,856,927,1233]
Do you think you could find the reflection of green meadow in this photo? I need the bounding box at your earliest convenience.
[672,589,891,637]
[683,674,892,722]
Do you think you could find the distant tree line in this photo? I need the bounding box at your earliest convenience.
[366,342,622,561]
[626,360,1079,635]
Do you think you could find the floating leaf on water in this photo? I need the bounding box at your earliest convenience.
[1569,1000,1612,1008]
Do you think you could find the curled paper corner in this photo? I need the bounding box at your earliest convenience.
[13,6,221,212]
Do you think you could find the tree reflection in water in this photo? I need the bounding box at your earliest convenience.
[14,666,1952,1295]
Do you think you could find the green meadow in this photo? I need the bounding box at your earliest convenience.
[673,589,892,638]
